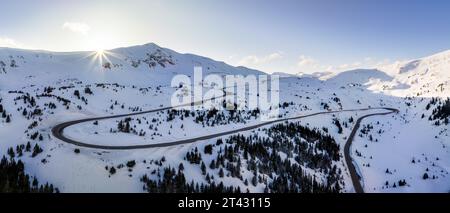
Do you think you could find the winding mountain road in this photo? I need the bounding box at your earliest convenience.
[51,102,398,193]
[343,108,399,193]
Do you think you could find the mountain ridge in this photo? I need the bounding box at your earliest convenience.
[0,43,449,97]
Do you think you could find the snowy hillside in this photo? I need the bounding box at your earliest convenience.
[0,43,264,90]
[0,44,449,193]
[378,51,450,98]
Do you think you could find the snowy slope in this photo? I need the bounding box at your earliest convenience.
[0,43,264,90]
[0,44,449,193]
[370,51,450,97]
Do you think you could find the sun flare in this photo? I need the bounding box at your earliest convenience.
[87,49,111,69]
[96,49,105,57]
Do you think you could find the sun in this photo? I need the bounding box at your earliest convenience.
[88,49,111,69]
[96,49,105,57]
[86,47,121,69]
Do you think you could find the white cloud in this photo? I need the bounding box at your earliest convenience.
[375,58,391,67]
[239,55,259,65]
[239,52,283,66]
[352,61,362,67]
[297,55,318,67]
[0,37,27,49]
[296,55,327,75]
[266,52,283,61]
[62,22,90,35]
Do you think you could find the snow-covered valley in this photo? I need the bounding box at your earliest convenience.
[0,43,449,193]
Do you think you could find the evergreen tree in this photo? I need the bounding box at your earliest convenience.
[0,155,57,192]
[7,147,15,158]
[219,168,224,178]
[84,87,93,95]
[32,144,43,157]
[201,162,206,175]
[204,145,213,155]
[73,90,80,99]
[25,142,31,152]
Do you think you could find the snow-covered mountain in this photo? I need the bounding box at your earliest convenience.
[1,43,448,97]
[0,43,449,193]
[0,43,264,90]
[316,51,450,98]
[377,50,450,97]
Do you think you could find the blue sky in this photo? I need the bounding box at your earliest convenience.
[1,0,450,74]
